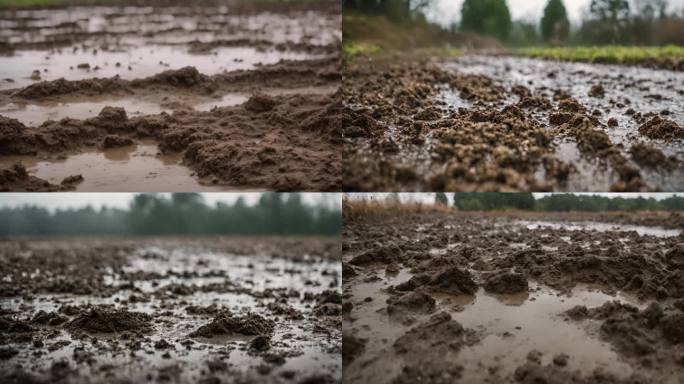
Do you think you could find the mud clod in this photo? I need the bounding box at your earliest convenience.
[484,271,528,294]
[245,94,277,113]
[67,307,152,333]
[638,116,684,140]
[428,266,477,295]
[189,311,275,337]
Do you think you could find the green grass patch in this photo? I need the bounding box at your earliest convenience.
[519,45,684,64]
[343,42,382,58]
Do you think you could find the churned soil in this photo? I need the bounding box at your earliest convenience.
[0,237,341,384]
[343,210,684,383]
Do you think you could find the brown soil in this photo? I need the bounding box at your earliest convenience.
[343,210,684,383]
[189,311,275,337]
[67,307,152,333]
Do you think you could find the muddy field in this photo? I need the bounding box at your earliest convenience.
[0,1,341,191]
[343,55,684,192]
[343,211,684,383]
[0,237,341,384]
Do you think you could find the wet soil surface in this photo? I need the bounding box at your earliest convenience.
[343,55,684,191]
[0,237,341,384]
[343,211,684,383]
[0,1,341,191]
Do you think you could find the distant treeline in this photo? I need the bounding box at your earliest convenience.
[452,193,684,212]
[0,193,341,236]
[344,0,684,46]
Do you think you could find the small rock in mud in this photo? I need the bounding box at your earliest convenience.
[245,94,277,113]
[588,84,605,98]
[77,63,90,70]
[638,116,684,141]
[189,311,275,337]
[250,334,271,351]
[484,271,528,294]
[629,143,677,169]
[387,291,436,316]
[67,307,152,333]
[102,135,134,149]
[607,117,618,127]
[61,174,84,186]
[428,266,477,295]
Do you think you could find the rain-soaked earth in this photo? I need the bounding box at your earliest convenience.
[0,0,342,192]
[343,55,684,192]
[343,211,684,384]
[0,237,341,384]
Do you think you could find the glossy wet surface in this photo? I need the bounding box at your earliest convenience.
[443,55,684,191]
[0,141,238,191]
[343,213,684,384]
[0,239,342,383]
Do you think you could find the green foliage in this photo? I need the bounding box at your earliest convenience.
[343,42,382,57]
[451,193,684,212]
[519,45,684,64]
[461,0,512,41]
[541,0,569,42]
[435,192,449,206]
[0,193,341,237]
[508,21,542,47]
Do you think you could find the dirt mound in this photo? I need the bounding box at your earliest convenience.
[244,94,277,113]
[387,291,436,317]
[141,66,206,87]
[102,134,134,148]
[427,266,477,295]
[67,307,152,333]
[189,311,275,337]
[629,142,677,169]
[0,163,71,192]
[12,77,127,99]
[350,243,403,265]
[638,116,684,140]
[342,333,366,365]
[484,271,528,294]
[31,311,68,326]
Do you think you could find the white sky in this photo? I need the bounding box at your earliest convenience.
[0,193,341,211]
[424,0,681,27]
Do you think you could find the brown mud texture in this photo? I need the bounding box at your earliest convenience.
[0,237,341,384]
[0,1,341,191]
[343,55,684,192]
[343,210,684,383]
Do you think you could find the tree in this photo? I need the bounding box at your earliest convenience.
[541,0,570,43]
[461,0,512,41]
[435,192,449,206]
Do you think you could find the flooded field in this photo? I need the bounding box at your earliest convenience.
[0,237,341,384]
[343,55,684,192]
[0,1,342,192]
[343,211,684,383]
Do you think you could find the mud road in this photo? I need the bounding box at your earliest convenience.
[0,237,341,384]
[0,1,342,191]
[343,55,684,192]
[343,211,684,383]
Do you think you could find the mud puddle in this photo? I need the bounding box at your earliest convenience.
[343,212,684,383]
[0,141,237,191]
[0,46,324,91]
[513,220,681,237]
[0,238,341,384]
[193,85,338,111]
[0,97,167,126]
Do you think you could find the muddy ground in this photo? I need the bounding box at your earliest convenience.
[0,237,341,384]
[343,55,684,192]
[343,211,684,383]
[0,1,341,191]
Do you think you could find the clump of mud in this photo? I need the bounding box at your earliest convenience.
[638,116,684,141]
[484,271,528,294]
[189,311,275,337]
[67,307,152,333]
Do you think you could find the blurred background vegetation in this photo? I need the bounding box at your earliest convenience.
[451,193,684,211]
[344,0,684,53]
[0,193,341,236]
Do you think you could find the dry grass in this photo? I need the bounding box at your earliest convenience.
[342,198,452,221]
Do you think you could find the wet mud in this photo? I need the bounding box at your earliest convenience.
[343,55,684,191]
[343,211,684,383]
[0,1,341,191]
[0,237,341,384]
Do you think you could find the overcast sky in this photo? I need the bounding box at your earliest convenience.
[0,193,341,211]
[424,0,679,27]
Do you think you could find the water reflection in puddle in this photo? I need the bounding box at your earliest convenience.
[0,46,325,90]
[0,98,167,126]
[0,141,228,192]
[515,219,680,237]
